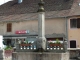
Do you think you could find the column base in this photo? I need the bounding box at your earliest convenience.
[36,37,46,52]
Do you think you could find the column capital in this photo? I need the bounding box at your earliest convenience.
[37,0,45,12]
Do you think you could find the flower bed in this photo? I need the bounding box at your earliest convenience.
[20,44,31,46]
[49,43,63,47]
[4,49,14,53]
[4,49,14,58]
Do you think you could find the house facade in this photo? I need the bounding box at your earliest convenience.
[67,0,80,49]
[0,0,72,47]
[1,0,80,51]
[0,15,67,47]
[0,18,66,35]
[1,0,80,59]
[68,16,80,49]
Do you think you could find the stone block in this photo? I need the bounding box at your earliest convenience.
[0,58,3,60]
[12,52,69,60]
[0,50,3,59]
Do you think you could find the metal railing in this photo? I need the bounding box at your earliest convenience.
[16,43,65,52]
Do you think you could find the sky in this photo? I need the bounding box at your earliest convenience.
[0,0,11,5]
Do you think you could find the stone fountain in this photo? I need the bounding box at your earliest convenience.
[12,0,69,60]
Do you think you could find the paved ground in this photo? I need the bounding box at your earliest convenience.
[3,56,12,60]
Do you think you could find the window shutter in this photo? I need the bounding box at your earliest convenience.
[70,19,77,28]
[77,18,80,28]
[7,23,12,32]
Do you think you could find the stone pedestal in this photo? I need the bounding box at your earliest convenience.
[12,52,69,60]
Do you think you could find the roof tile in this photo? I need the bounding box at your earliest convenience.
[0,0,73,15]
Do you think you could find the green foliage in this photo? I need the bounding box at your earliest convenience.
[49,42,53,44]
[26,40,28,44]
[55,39,61,44]
[4,46,13,50]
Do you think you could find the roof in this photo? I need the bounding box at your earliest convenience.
[3,33,65,39]
[0,0,73,16]
[0,10,70,22]
[0,0,80,22]
[68,0,80,16]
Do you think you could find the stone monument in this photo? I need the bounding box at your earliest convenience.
[36,0,46,51]
[12,0,69,60]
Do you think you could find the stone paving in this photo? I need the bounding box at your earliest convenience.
[3,56,12,60]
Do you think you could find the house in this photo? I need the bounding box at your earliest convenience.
[67,0,80,58]
[1,1,80,60]
[1,0,80,60]
[0,0,72,47]
[0,0,80,52]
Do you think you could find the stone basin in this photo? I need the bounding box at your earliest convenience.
[12,52,69,60]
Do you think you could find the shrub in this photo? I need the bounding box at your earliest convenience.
[4,46,13,50]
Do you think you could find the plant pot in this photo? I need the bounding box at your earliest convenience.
[4,49,14,53]
[49,43,62,47]
[20,44,31,46]
[4,49,14,57]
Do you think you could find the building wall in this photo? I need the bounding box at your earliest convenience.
[45,18,66,34]
[0,18,66,35]
[68,16,80,48]
[0,23,6,35]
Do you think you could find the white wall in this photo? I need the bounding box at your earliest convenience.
[0,35,3,49]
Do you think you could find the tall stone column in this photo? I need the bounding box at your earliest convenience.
[37,0,46,51]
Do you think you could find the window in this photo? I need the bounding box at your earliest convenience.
[70,18,80,28]
[70,40,76,48]
[7,23,12,32]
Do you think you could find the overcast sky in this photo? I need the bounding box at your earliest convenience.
[0,0,11,5]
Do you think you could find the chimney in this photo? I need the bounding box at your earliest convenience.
[18,0,23,3]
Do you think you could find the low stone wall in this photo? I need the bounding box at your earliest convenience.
[0,50,3,60]
[12,52,69,60]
